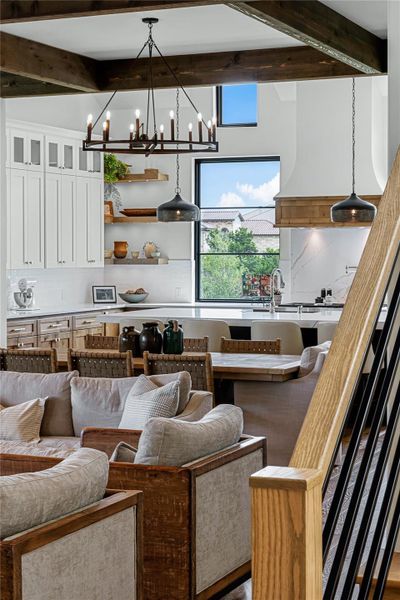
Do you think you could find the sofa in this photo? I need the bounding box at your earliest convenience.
[82,404,266,600]
[0,448,143,600]
[234,343,330,466]
[0,370,213,457]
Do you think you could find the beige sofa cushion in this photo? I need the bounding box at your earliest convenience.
[0,440,76,458]
[71,372,192,436]
[110,441,137,463]
[119,376,180,430]
[135,404,243,466]
[0,448,108,539]
[298,341,331,377]
[0,399,46,443]
[0,371,78,437]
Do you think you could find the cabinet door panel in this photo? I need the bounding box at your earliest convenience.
[28,134,44,171]
[60,175,76,266]
[46,138,61,173]
[45,173,62,268]
[25,172,44,268]
[63,142,75,173]
[10,129,27,170]
[8,170,25,268]
[76,177,103,267]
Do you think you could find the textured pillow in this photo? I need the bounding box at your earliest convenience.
[110,441,137,463]
[145,371,192,413]
[135,404,243,466]
[0,370,78,437]
[0,398,46,443]
[119,376,180,430]
[298,341,331,377]
[0,448,108,539]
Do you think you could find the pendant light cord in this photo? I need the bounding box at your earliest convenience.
[352,77,356,194]
[176,87,181,193]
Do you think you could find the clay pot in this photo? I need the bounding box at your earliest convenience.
[114,241,128,259]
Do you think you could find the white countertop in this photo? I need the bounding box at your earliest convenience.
[98,306,354,328]
[7,303,127,320]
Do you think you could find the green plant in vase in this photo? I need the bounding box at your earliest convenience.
[103,154,130,213]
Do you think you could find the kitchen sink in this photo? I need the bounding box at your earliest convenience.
[252,306,321,313]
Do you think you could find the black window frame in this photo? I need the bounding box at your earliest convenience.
[216,85,258,128]
[194,156,280,304]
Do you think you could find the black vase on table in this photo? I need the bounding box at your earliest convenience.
[119,326,141,357]
[163,320,184,354]
[139,322,163,355]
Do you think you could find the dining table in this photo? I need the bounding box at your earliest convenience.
[53,349,301,383]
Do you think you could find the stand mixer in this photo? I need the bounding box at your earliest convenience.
[14,278,36,310]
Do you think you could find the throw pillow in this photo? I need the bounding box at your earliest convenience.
[118,376,180,430]
[135,404,243,466]
[0,398,46,443]
[110,441,137,463]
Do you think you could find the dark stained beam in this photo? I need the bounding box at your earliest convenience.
[0,31,99,92]
[0,0,220,23]
[0,72,86,97]
[99,45,360,91]
[225,1,387,74]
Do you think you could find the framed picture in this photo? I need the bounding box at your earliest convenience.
[92,285,117,304]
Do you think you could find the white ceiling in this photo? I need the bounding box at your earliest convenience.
[321,0,388,38]
[0,5,304,60]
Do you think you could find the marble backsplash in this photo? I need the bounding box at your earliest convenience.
[290,227,370,303]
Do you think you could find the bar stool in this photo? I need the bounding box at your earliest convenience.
[251,321,304,355]
[182,320,230,352]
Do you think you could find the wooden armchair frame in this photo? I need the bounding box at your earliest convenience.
[183,337,209,352]
[1,348,57,373]
[220,337,281,354]
[84,334,119,350]
[143,351,214,394]
[67,349,133,378]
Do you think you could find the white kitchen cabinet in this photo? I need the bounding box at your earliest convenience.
[45,136,76,175]
[45,173,76,268]
[76,177,104,267]
[8,169,44,269]
[9,129,44,172]
[76,142,103,178]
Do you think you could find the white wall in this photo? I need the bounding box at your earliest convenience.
[5,76,387,306]
[0,100,7,342]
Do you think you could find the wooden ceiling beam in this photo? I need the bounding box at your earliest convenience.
[99,45,360,91]
[0,31,99,92]
[0,1,220,23]
[225,1,387,75]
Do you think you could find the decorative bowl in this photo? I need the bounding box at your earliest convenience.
[118,292,149,304]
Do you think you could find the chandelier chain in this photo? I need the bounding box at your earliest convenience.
[176,88,181,193]
[352,77,356,194]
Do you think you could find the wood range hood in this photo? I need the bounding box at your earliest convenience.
[275,195,382,228]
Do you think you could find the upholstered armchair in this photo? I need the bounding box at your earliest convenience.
[0,449,143,600]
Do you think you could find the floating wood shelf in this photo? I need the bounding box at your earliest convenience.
[116,169,169,183]
[105,215,158,224]
[275,195,381,228]
[105,258,169,265]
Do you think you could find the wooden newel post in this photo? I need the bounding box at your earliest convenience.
[251,466,323,600]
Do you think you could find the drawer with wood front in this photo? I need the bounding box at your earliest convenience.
[39,331,72,351]
[7,335,37,349]
[7,320,37,338]
[38,316,72,335]
[73,313,104,331]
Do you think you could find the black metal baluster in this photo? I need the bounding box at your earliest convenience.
[341,373,400,597]
[323,328,400,599]
[372,490,400,600]
[323,269,400,555]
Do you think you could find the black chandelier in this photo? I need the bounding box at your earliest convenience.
[83,17,218,157]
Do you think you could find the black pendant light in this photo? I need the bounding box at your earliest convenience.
[158,89,200,222]
[331,79,377,224]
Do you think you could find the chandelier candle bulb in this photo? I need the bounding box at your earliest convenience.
[160,124,164,149]
[170,110,175,141]
[129,123,134,148]
[102,121,108,142]
[188,123,193,149]
[86,114,93,142]
[207,120,212,142]
[135,109,140,138]
[105,111,111,141]
[212,116,217,141]
[197,113,203,142]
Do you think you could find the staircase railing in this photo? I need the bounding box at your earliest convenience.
[251,148,400,600]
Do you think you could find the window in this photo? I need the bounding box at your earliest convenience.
[216,84,258,126]
[195,157,280,302]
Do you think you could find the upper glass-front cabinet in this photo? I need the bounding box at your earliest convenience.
[9,129,44,171]
[76,143,103,178]
[45,136,77,174]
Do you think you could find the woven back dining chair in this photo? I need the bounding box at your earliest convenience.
[220,337,281,355]
[84,334,119,350]
[183,337,209,353]
[1,348,58,373]
[67,350,133,378]
[143,351,214,395]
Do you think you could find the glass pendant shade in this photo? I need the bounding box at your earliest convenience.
[157,193,200,222]
[331,192,377,223]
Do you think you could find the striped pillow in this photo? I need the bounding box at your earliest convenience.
[118,377,179,430]
[0,398,46,443]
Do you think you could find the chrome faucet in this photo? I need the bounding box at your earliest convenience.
[269,268,285,314]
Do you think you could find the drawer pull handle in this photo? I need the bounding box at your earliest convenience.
[10,327,25,332]
[82,320,95,325]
